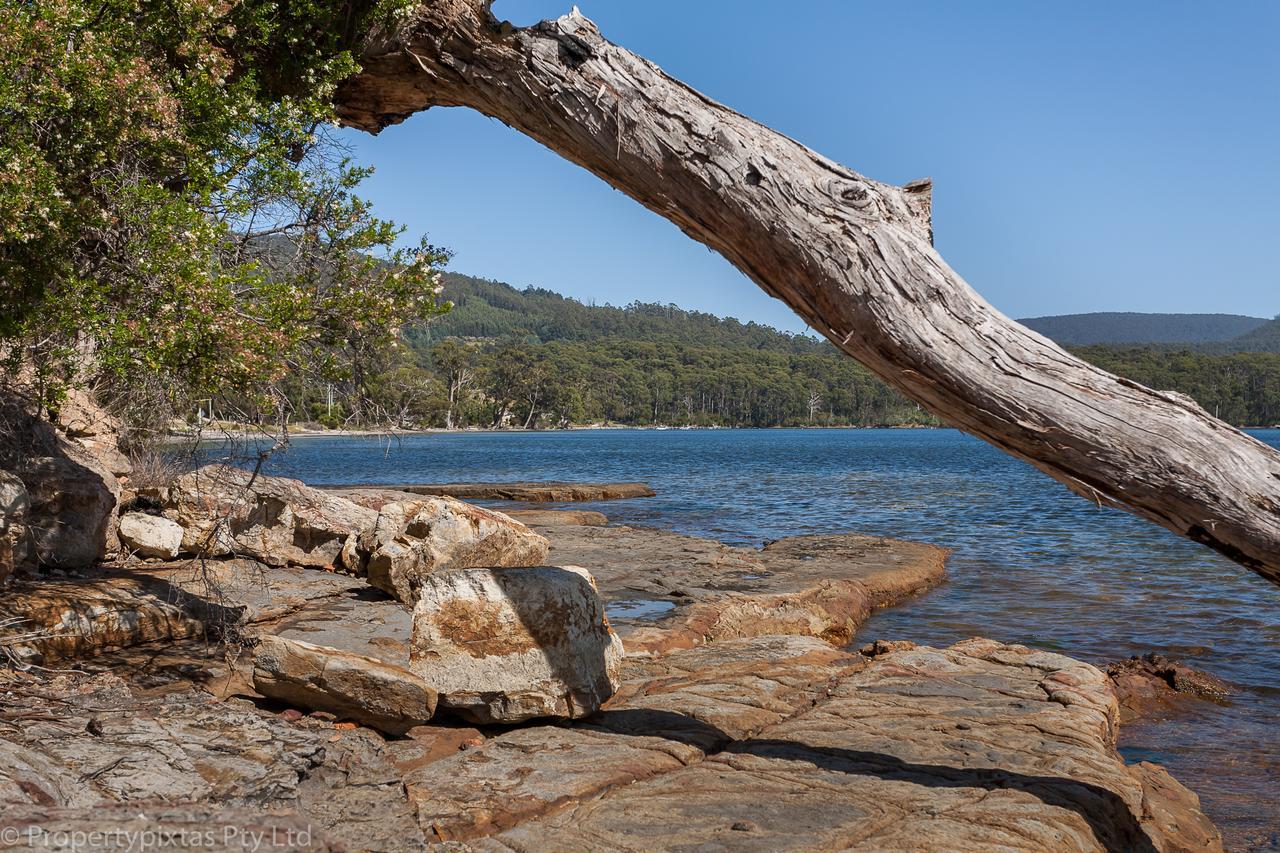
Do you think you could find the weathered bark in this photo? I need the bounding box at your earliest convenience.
[335,2,1280,585]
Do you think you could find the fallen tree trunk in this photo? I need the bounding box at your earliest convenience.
[335,1,1280,585]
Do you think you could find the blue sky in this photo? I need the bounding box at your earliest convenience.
[337,1,1279,335]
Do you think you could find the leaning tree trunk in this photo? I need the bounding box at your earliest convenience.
[335,1,1280,586]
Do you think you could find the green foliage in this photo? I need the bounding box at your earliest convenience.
[0,0,445,443]
[385,277,1279,430]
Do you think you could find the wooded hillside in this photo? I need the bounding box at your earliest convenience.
[344,275,1280,431]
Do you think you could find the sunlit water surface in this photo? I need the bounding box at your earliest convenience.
[226,427,1279,847]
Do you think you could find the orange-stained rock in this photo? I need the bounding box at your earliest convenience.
[252,634,437,735]
[1106,653,1235,723]
[0,559,360,662]
[504,508,608,527]
[472,638,1221,852]
[410,566,623,723]
[331,481,654,502]
[542,524,947,654]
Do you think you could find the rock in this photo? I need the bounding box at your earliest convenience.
[0,672,326,808]
[0,559,361,662]
[0,388,126,569]
[162,465,376,569]
[505,508,608,526]
[362,496,549,602]
[545,524,947,654]
[292,725,428,851]
[394,725,487,772]
[252,635,437,735]
[16,454,120,568]
[1,806,338,852]
[331,481,655,502]
[0,470,31,580]
[859,638,918,656]
[50,387,132,478]
[456,637,1220,851]
[50,387,122,441]
[0,471,30,527]
[1107,653,1235,723]
[117,511,183,559]
[0,626,1219,851]
[326,487,424,511]
[156,468,547,587]
[409,566,624,723]
[401,637,860,838]
[0,669,361,850]
[263,581,413,663]
[407,725,702,840]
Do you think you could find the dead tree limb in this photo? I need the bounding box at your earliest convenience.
[334,2,1280,585]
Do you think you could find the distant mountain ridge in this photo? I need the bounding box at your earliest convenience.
[423,274,1277,353]
[1017,312,1270,346]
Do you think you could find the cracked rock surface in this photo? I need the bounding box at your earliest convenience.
[0,635,1219,851]
[0,519,1220,851]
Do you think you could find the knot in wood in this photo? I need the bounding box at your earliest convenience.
[839,183,871,208]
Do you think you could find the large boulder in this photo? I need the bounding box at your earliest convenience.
[252,635,437,735]
[409,566,624,724]
[0,470,31,581]
[117,511,183,560]
[16,453,120,569]
[162,465,375,570]
[51,387,132,478]
[363,497,549,603]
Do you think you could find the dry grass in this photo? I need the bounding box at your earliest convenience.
[126,447,194,491]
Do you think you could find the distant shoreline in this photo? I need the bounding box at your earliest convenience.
[170,421,1280,444]
[175,422,959,442]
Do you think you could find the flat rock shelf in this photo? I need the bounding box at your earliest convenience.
[539,523,949,654]
[0,518,1221,850]
[323,481,656,502]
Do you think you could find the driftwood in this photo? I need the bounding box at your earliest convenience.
[335,1,1280,586]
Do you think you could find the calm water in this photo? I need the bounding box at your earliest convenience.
[230,427,1280,845]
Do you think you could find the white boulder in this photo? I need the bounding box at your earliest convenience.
[118,512,184,560]
[363,497,549,603]
[409,566,624,724]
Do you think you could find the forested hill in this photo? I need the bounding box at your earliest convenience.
[383,274,1279,430]
[1018,312,1269,346]
[397,274,934,429]
[419,275,1278,352]
[413,273,827,353]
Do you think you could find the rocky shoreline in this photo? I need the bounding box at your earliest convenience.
[1,495,1223,850]
[0,631,1221,851]
[326,482,656,503]
[0,398,1225,850]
